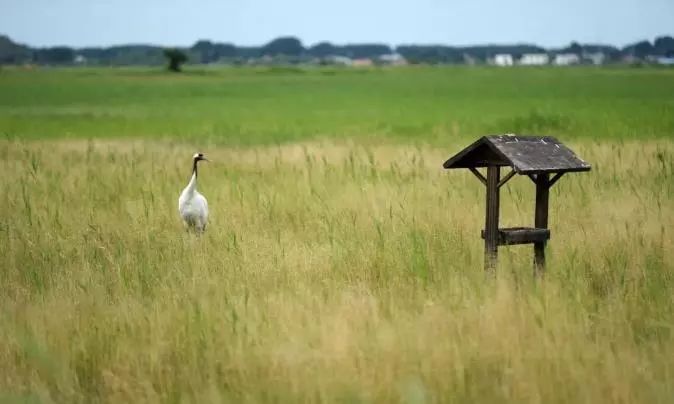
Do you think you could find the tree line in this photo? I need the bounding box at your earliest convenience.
[1,34,673,66]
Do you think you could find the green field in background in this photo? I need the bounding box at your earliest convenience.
[1,66,673,143]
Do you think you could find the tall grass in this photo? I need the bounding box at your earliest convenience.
[0,138,672,402]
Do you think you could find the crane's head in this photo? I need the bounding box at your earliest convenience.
[193,152,209,162]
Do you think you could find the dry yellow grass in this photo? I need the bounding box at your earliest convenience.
[0,139,672,403]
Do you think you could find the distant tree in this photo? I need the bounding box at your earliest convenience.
[262,37,304,56]
[397,45,462,64]
[164,48,188,72]
[213,43,237,59]
[191,40,238,63]
[308,42,340,57]
[237,46,262,59]
[191,40,215,63]
[623,40,654,58]
[567,42,583,54]
[342,44,392,59]
[0,35,32,64]
[33,46,75,65]
[654,36,674,57]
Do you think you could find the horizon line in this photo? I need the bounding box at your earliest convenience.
[3,32,672,51]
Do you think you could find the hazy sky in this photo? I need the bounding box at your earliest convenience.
[1,0,672,48]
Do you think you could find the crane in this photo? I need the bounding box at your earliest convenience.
[178,153,209,233]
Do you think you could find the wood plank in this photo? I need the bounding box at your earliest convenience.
[497,169,516,188]
[548,172,565,187]
[443,135,592,174]
[488,135,591,174]
[469,167,487,186]
[481,227,550,245]
[443,137,510,169]
[534,173,550,275]
[484,166,500,271]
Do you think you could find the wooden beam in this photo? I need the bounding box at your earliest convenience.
[527,174,538,184]
[482,227,551,246]
[469,167,487,186]
[548,172,565,188]
[534,173,550,276]
[497,169,516,188]
[484,166,500,271]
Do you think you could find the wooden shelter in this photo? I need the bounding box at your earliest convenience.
[443,134,591,273]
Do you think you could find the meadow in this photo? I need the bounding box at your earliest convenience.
[0,66,673,403]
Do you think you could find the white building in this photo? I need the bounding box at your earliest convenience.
[553,53,581,66]
[378,53,407,66]
[352,58,374,67]
[655,57,674,66]
[324,55,353,66]
[519,53,549,65]
[493,54,514,66]
[583,52,605,65]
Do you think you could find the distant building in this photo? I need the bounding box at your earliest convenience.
[74,54,87,65]
[621,55,635,64]
[654,56,674,66]
[553,53,580,66]
[582,52,605,65]
[352,58,374,67]
[462,53,479,65]
[378,53,407,66]
[248,55,274,65]
[519,53,549,65]
[323,55,353,66]
[493,54,514,66]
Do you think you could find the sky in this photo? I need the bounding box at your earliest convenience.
[1,0,672,48]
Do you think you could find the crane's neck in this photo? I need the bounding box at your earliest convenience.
[192,158,199,179]
[185,159,199,194]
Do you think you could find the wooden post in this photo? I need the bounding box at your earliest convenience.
[484,165,500,271]
[534,173,550,274]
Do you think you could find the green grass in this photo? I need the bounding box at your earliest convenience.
[0,67,673,403]
[1,66,673,144]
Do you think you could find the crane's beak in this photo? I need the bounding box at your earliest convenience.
[202,157,210,162]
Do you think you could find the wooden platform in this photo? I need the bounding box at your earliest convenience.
[481,227,550,246]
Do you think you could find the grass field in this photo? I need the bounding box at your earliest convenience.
[0,66,673,403]
[2,66,674,144]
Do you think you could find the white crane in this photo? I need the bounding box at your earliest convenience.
[178,153,209,233]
